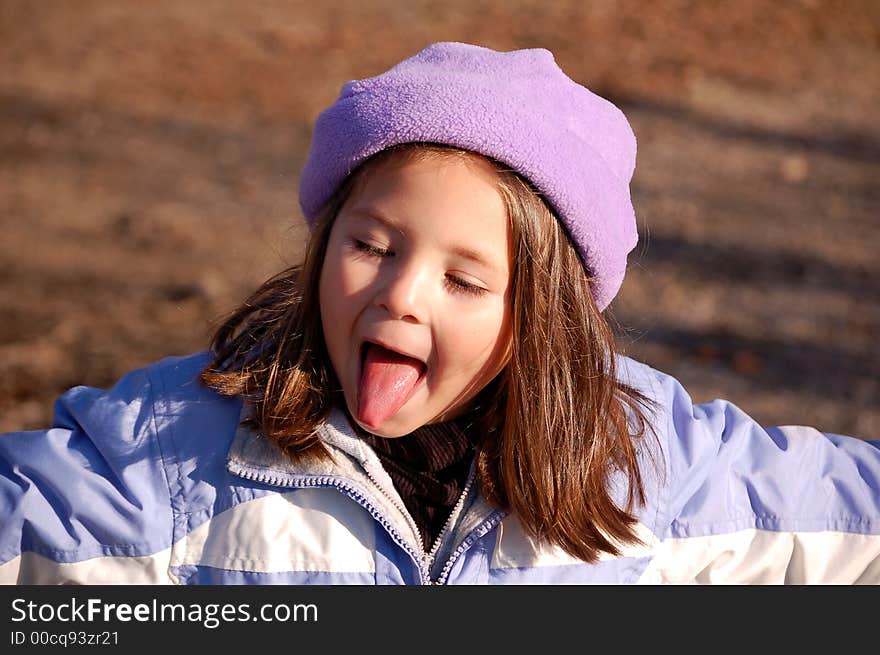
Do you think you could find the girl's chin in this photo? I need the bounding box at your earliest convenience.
[348,402,435,438]
[351,410,424,438]
[344,387,475,437]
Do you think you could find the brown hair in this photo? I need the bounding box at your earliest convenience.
[201,143,658,562]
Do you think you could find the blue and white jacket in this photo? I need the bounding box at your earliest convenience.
[1,352,878,584]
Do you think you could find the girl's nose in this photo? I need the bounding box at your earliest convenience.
[375,262,428,323]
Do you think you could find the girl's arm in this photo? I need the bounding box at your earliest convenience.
[628,357,880,583]
[0,365,176,584]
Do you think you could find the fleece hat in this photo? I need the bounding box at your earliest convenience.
[299,41,638,311]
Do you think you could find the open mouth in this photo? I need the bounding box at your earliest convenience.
[359,340,428,378]
[356,340,428,428]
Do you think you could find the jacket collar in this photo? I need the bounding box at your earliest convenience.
[226,405,370,479]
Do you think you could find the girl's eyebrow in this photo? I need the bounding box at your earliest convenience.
[449,243,505,276]
[349,209,408,238]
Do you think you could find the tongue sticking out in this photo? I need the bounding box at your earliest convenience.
[357,343,425,428]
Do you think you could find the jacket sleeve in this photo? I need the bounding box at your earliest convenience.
[0,365,175,584]
[630,360,880,584]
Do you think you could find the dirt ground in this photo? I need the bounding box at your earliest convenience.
[1,0,878,438]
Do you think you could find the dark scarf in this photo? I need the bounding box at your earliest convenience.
[356,419,475,550]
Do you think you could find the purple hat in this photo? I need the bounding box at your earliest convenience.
[299,41,638,311]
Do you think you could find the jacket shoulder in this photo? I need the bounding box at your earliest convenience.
[613,354,880,583]
[0,351,242,584]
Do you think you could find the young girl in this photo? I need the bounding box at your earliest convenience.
[1,42,878,585]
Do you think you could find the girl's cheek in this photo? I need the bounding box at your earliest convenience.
[442,315,492,352]
[339,259,381,297]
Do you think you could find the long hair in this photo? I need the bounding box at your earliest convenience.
[201,143,657,561]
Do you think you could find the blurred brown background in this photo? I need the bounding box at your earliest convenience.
[1,0,877,438]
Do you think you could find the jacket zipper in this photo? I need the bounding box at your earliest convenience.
[434,509,506,585]
[358,467,422,543]
[423,467,477,582]
[360,462,482,584]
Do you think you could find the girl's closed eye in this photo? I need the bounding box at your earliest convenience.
[444,274,488,297]
[353,238,489,297]
[352,239,391,258]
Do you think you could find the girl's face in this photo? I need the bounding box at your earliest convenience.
[319,154,512,437]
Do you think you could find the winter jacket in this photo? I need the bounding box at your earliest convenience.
[1,351,878,584]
